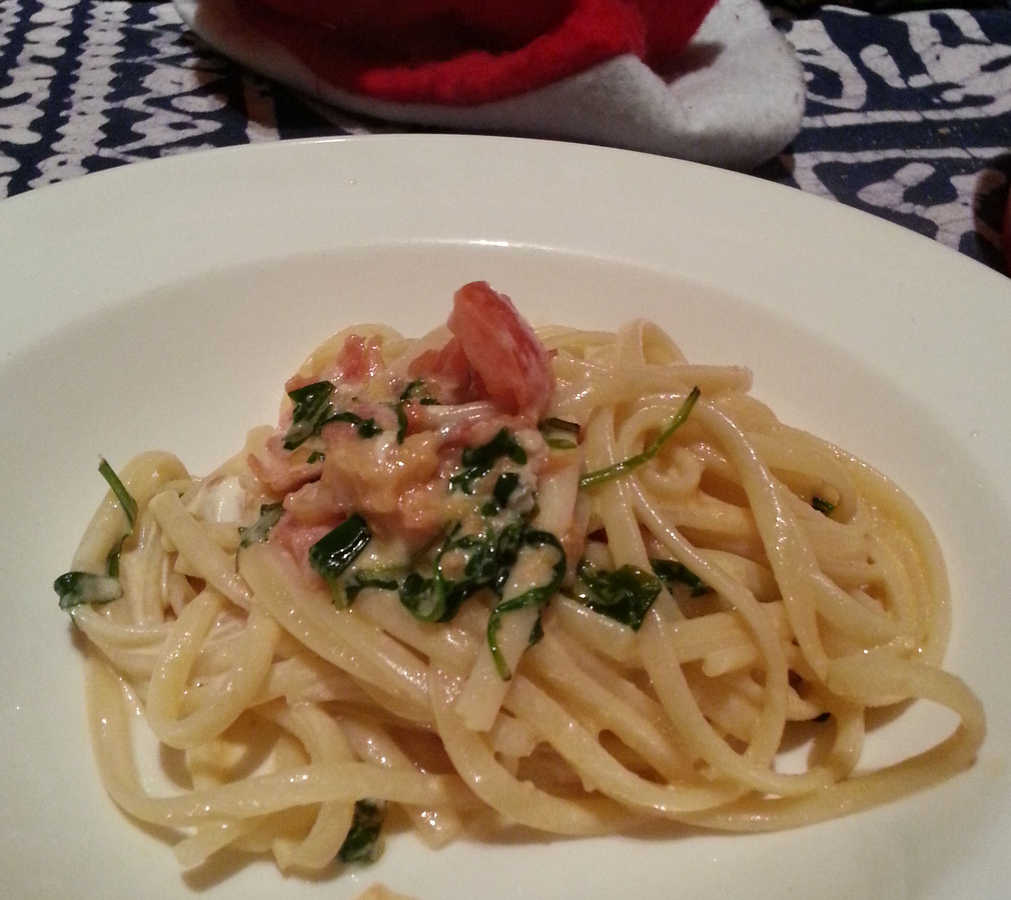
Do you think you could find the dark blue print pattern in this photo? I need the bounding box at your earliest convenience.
[1,2,1008,271]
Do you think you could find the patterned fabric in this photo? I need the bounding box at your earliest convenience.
[765,6,1011,272]
[1,1,1008,271]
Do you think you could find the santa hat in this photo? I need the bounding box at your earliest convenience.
[175,0,804,170]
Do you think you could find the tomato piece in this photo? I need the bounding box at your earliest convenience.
[447,281,553,422]
[408,336,480,404]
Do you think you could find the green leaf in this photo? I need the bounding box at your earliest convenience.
[541,417,580,436]
[539,418,580,451]
[344,569,400,602]
[399,379,425,402]
[575,560,662,631]
[98,457,137,529]
[487,529,566,680]
[306,451,325,464]
[54,572,122,610]
[400,379,438,405]
[238,503,284,548]
[580,387,700,488]
[105,538,125,578]
[283,381,336,450]
[481,471,521,515]
[398,526,474,623]
[450,428,528,495]
[393,402,408,444]
[96,458,137,577]
[308,515,372,607]
[812,496,835,516]
[337,799,385,864]
[650,558,709,597]
[545,438,577,450]
[326,410,382,439]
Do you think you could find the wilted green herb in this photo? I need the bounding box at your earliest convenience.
[481,471,521,515]
[450,429,527,494]
[54,572,122,610]
[580,387,700,488]
[56,459,137,611]
[337,799,385,864]
[238,503,284,548]
[487,529,566,680]
[98,457,137,528]
[575,560,662,631]
[344,570,400,603]
[283,381,335,450]
[399,379,426,402]
[393,402,408,444]
[326,410,382,438]
[650,558,709,597]
[308,515,372,607]
[812,496,836,516]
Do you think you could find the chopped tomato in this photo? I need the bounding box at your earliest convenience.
[447,281,554,423]
[271,515,339,571]
[248,434,323,496]
[408,336,480,404]
[334,335,385,382]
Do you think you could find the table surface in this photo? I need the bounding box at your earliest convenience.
[1,1,1009,274]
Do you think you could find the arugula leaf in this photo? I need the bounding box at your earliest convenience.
[528,615,545,646]
[283,381,335,450]
[493,472,520,508]
[393,520,565,679]
[541,417,580,435]
[98,457,137,528]
[397,522,519,625]
[539,417,580,450]
[238,503,284,548]
[56,459,137,612]
[54,572,122,610]
[326,410,382,438]
[580,387,700,488]
[105,539,125,578]
[487,529,566,680]
[398,527,477,623]
[399,379,426,401]
[344,569,400,602]
[308,515,372,607]
[450,429,528,495]
[98,458,137,577]
[400,379,439,405]
[337,799,385,864]
[481,471,521,515]
[575,560,662,631]
[812,496,835,516]
[399,571,449,621]
[393,402,408,444]
[650,558,709,597]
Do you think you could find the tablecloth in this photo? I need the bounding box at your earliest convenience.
[1,1,1009,273]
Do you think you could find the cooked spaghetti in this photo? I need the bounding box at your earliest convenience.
[57,281,984,875]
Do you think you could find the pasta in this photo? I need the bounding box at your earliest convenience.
[56,281,985,879]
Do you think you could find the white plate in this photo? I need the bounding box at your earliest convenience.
[1,136,1008,900]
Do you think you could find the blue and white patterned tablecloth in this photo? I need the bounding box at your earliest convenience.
[1,1,1009,273]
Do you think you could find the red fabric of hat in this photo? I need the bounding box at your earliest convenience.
[235,0,720,105]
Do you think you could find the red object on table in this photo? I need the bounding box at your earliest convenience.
[239,0,720,104]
